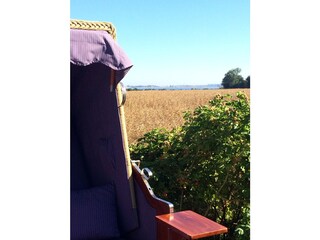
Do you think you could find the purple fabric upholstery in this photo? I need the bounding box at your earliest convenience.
[70,29,133,85]
[71,64,117,188]
[71,62,138,234]
[71,184,120,239]
[71,124,90,190]
[124,178,157,240]
[70,28,140,238]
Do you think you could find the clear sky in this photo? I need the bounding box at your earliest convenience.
[71,0,250,86]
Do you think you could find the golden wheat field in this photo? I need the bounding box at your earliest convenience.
[124,89,250,144]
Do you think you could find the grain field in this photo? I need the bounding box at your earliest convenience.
[124,89,250,144]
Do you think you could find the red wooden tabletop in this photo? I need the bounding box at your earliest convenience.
[156,210,227,239]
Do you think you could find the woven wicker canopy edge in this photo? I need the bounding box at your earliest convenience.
[70,19,116,40]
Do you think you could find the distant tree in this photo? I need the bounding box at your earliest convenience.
[236,75,250,88]
[245,76,250,88]
[222,68,245,89]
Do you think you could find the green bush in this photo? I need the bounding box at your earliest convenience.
[130,92,250,240]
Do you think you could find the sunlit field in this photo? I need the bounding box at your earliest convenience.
[124,89,250,144]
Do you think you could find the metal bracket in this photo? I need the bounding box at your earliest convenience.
[141,168,153,180]
[131,160,141,168]
[118,82,127,107]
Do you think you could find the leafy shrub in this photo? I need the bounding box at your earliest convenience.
[130,92,250,240]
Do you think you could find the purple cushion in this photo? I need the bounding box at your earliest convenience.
[71,184,120,239]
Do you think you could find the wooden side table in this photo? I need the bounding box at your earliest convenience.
[156,210,227,240]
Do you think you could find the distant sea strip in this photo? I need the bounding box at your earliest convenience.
[127,84,222,90]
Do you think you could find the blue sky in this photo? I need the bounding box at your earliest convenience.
[71,0,250,86]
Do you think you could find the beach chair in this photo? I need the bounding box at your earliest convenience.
[70,19,227,240]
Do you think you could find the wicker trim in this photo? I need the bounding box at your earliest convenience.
[70,19,116,40]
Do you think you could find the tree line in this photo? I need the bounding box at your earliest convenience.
[222,68,250,89]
